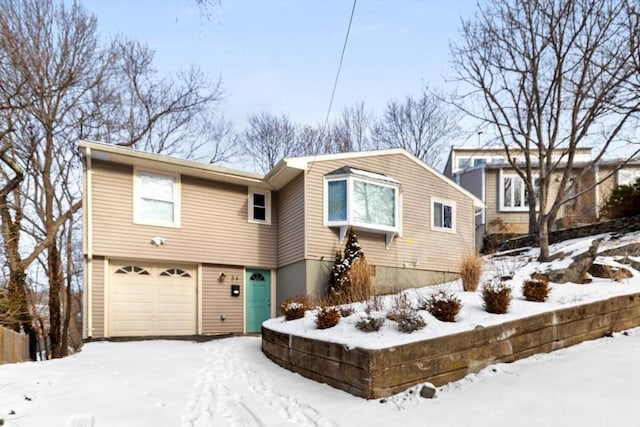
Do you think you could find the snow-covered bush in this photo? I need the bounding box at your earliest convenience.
[482,281,512,314]
[315,306,341,329]
[394,310,426,333]
[355,314,385,332]
[421,290,462,322]
[281,296,311,320]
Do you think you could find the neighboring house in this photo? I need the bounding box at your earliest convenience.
[80,140,483,339]
[444,146,640,247]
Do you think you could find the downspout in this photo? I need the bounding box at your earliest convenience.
[594,163,600,219]
[85,147,93,338]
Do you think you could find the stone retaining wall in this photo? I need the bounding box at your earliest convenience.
[262,292,640,399]
[493,214,640,252]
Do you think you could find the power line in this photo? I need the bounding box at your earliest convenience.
[320,0,357,144]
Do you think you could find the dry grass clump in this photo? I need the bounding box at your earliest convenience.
[522,277,550,302]
[422,290,462,322]
[315,306,341,329]
[460,252,484,292]
[386,292,413,322]
[482,281,512,314]
[281,296,312,320]
[355,315,385,332]
[347,255,374,303]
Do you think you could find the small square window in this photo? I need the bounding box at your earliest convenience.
[249,189,270,224]
[432,198,455,232]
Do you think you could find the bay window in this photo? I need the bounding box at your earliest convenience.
[325,168,400,241]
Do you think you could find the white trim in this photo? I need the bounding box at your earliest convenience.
[133,168,181,228]
[248,188,272,225]
[242,267,247,334]
[499,171,530,212]
[431,197,457,233]
[481,167,486,225]
[595,164,600,218]
[85,147,93,338]
[103,258,109,338]
[197,264,203,335]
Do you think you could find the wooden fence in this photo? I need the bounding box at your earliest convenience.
[0,326,30,364]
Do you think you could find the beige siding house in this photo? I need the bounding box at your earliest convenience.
[81,140,482,339]
[444,146,640,246]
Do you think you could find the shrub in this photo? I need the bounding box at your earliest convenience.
[339,305,355,317]
[422,290,462,322]
[355,315,385,332]
[315,306,341,329]
[482,281,512,314]
[395,310,426,333]
[601,178,640,219]
[522,278,550,302]
[460,252,483,292]
[327,229,367,305]
[281,296,311,320]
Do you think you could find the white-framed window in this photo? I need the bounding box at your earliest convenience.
[499,172,539,211]
[325,174,400,234]
[618,168,640,186]
[431,198,456,232]
[133,169,180,227]
[456,156,488,171]
[249,189,271,224]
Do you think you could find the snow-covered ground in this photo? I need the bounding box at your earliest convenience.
[1,232,639,426]
[0,331,638,426]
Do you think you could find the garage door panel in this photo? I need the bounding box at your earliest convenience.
[109,263,196,337]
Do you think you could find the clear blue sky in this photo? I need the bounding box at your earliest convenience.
[83,0,476,128]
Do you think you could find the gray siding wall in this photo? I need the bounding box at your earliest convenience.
[275,260,307,312]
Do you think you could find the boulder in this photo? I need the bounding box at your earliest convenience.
[545,239,600,284]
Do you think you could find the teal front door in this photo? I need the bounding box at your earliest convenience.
[246,269,271,333]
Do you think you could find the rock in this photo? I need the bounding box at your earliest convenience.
[588,263,613,278]
[588,263,633,281]
[420,383,436,399]
[546,239,600,284]
[598,243,640,258]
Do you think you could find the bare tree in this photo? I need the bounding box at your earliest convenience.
[372,88,460,168]
[0,0,226,358]
[451,0,640,260]
[330,102,373,153]
[240,112,298,173]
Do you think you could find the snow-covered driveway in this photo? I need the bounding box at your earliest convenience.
[0,331,639,427]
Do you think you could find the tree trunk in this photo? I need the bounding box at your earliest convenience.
[7,270,38,360]
[48,241,64,358]
[538,218,550,261]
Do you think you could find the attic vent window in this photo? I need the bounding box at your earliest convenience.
[159,268,191,278]
[324,167,400,245]
[115,266,150,275]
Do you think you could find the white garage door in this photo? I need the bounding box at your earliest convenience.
[109,262,197,337]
